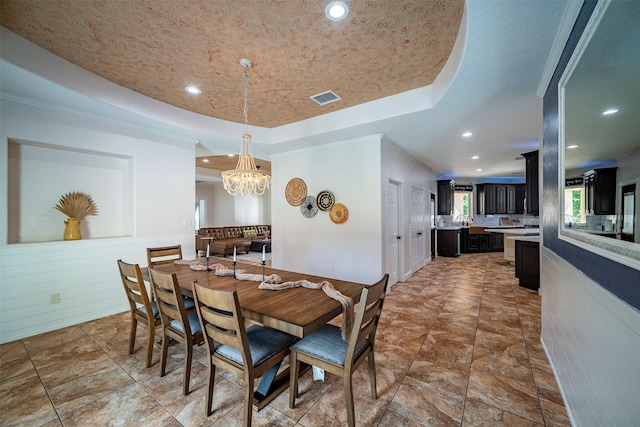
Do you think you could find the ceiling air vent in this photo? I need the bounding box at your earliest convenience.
[310,90,342,106]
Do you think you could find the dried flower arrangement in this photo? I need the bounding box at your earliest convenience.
[54,191,99,218]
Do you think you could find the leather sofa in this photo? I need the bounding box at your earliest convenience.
[195,225,271,256]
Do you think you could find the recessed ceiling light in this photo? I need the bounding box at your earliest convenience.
[228,153,234,157]
[476,168,482,172]
[601,108,618,115]
[471,155,479,160]
[325,1,349,21]
[567,144,579,149]
[202,158,209,163]
[462,131,473,137]
[185,85,201,95]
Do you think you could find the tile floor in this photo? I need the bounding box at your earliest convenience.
[0,253,571,426]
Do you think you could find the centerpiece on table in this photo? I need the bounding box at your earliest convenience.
[54,191,99,240]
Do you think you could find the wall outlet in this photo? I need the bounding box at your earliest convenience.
[50,293,60,304]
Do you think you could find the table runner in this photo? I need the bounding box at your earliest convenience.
[175,259,354,340]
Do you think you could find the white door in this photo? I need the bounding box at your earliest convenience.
[387,181,400,286]
[411,186,426,272]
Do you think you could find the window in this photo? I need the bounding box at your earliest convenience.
[453,191,471,221]
[564,187,585,224]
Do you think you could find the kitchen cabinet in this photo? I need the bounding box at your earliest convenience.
[437,228,460,257]
[523,150,539,215]
[476,184,485,215]
[583,168,617,215]
[437,179,455,215]
[462,227,502,253]
[485,185,497,214]
[490,233,504,251]
[482,184,524,215]
[515,239,540,290]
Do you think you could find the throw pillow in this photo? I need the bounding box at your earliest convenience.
[243,229,257,238]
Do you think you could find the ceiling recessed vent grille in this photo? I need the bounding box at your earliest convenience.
[310,90,342,106]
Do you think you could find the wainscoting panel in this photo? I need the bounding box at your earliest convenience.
[541,247,640,426]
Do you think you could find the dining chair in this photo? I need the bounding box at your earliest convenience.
[117,259,161,368]
[149,267,204,395]
[193,283,297,426]
[289,274,389,427]
[147,245,183,267]
[146,245,195,311]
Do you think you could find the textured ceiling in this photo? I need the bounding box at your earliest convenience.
[0,1,573,180]
[0,0,463,128]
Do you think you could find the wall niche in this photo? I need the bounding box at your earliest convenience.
[7,139,134,243]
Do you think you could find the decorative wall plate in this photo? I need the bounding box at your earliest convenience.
[316,190,335,211]
[330,203,349,224]
[285,178,307,206]
[300,196,318,218]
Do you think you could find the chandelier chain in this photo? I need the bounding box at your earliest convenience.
[243,65,249,133]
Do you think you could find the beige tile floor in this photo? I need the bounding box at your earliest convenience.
[0,253,571,426]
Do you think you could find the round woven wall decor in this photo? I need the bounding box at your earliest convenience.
[316,190,335,211]
[285,178,307,206]
[330,203,349,224]
[300,196,318,218]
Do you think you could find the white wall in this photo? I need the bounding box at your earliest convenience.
[541,248,640,426]
[270,135,436,286]
[271,136,383,284]
[1,99,197,343]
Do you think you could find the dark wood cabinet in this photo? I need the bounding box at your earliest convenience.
[482,184,524,215]
[583,168,617,215]
[523,150,539,216]
[490,233,504,251]
[462,228,502,253]
[485,185,497,214]
[437,180,455,215]
[515,239,540,290]
[476,184,485,215]
[437,228,460,257]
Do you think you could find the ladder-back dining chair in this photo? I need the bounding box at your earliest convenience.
[193,283,297,426]
[149,267,204,395]
[117,259,161,368]
[147,245,183,267]
[289,274,389,427]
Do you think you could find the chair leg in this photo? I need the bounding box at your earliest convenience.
[244,377,253,427]
[128,317,137,354]
[344,374,356,427]
[368,352,377,399]
[206,363,216,416]
[289,351,299,409]
[146,322,155,368]
[160,335,169,377]
[183,341,193,395]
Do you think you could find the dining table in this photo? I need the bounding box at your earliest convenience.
[145,259,366,409]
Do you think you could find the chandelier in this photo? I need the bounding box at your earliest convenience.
[222,59,271,196]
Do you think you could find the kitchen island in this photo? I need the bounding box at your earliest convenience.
[484,228,540,263]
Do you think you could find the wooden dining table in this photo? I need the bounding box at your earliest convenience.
[145,259,366,409]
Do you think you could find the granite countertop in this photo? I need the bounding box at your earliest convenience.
[506,235,540,242]
[483,228,539,235]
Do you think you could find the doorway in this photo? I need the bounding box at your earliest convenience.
[410,186,426,272]
[621,184,635,242]
[430,193,436,260]
[387,180,401,286]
